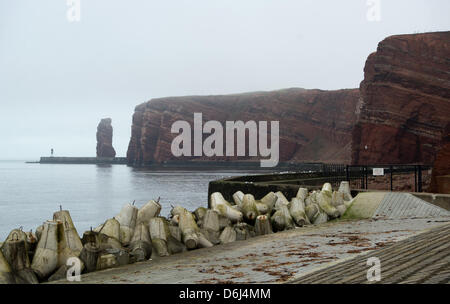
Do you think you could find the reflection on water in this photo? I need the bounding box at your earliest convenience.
[0,161,250,239]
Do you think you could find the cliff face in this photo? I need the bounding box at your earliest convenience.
[96,118,116,158]
[352,32,450,165]
[430,123,450,193]
[127,88,360,166]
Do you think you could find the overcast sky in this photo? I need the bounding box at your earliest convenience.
[0,0,449,160]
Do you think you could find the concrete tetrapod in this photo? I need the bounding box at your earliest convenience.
[197,232,214,248]
[274,191,290,210]
[322,183,333,195]
[232,191,245,206]
[1,239,38,284]
[171,214,180,226]
[97,254,119,271]
[149,217,171,242]
[331,191,347,216]
[25,230,37,259]
[53,209,83,268]
[317,190,340,219]
[336,204,348,217]
[5,228,29,252]
[169,225,182,242]
[218,214,232,231]
[103,248,129,267]
[149,216,187,255]
[170,205,188,217]
[101,234,123,250]
[255,201,269,215]
[241,194,259,222]
[4,228,36,263]
[313,212,329,225]
[137,200,161,225]
[331,191,345,207]
[260,192,277,211]
[338,181,353,201]
[233,223,253,241]
[305,202,329,225]
[271,204,295,232]
[130,223,152,262]
[115,203,138,246]
[173,206,213,248]
[200,227,220,245]
[35,225,44,242]
[289,198,309,226]
[31,221,59,280]
[95,218,121,242]
[305,203,320,223]
[149,217,171,257]
[0,249,15,284]
[178,209,200,249]
[167,235,187,254]
[254,215,273,236]
[202,209,220,233]
[305,191,318,207]
[194,207,207,222]
[219,226,236,244]
[231,205,243,213]
[151,239,170,258]
[167,236,187,254]
[81,229,100,246]
[199,210,221,245]
[296,188,309,202]
[210,192,243,223]
[79,243,101,273]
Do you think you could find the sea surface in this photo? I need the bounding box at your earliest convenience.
[0,160,256,240]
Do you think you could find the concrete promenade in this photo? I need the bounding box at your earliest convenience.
[290,222,450,284]
[53,216,450,284]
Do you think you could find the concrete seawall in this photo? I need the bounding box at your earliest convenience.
[39,157,127,165]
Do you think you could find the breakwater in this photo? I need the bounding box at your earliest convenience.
[128,161,325,171]
[0,179,356,283]
[39,157,127,165]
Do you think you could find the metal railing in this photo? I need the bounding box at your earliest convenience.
[329,164,432,192]
[208,163,432,205]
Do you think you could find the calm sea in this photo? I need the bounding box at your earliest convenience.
[0,160,253,240]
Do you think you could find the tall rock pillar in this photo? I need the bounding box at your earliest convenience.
[96,118,116,158]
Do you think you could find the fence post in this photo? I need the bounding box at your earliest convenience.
[414,166,417,192]
[362,167,365,189]
[390,165,393,191]
[346,165,349,182]
[418,165,422,192]
[365,166,368,190]
[359,167,366,189]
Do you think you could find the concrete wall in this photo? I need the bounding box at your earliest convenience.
[412,192,450,211]
[435,176,450,194]
[208,172,450,211]
[40,157,127,164]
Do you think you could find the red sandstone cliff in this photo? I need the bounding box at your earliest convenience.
[430,123,450,193]
[127,88,360,166]
[97,118,116,158]
[352,32,450,165]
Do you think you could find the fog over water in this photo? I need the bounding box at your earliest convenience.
[1,0,449,159]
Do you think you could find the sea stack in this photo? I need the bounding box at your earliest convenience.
[96,118,116,158]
